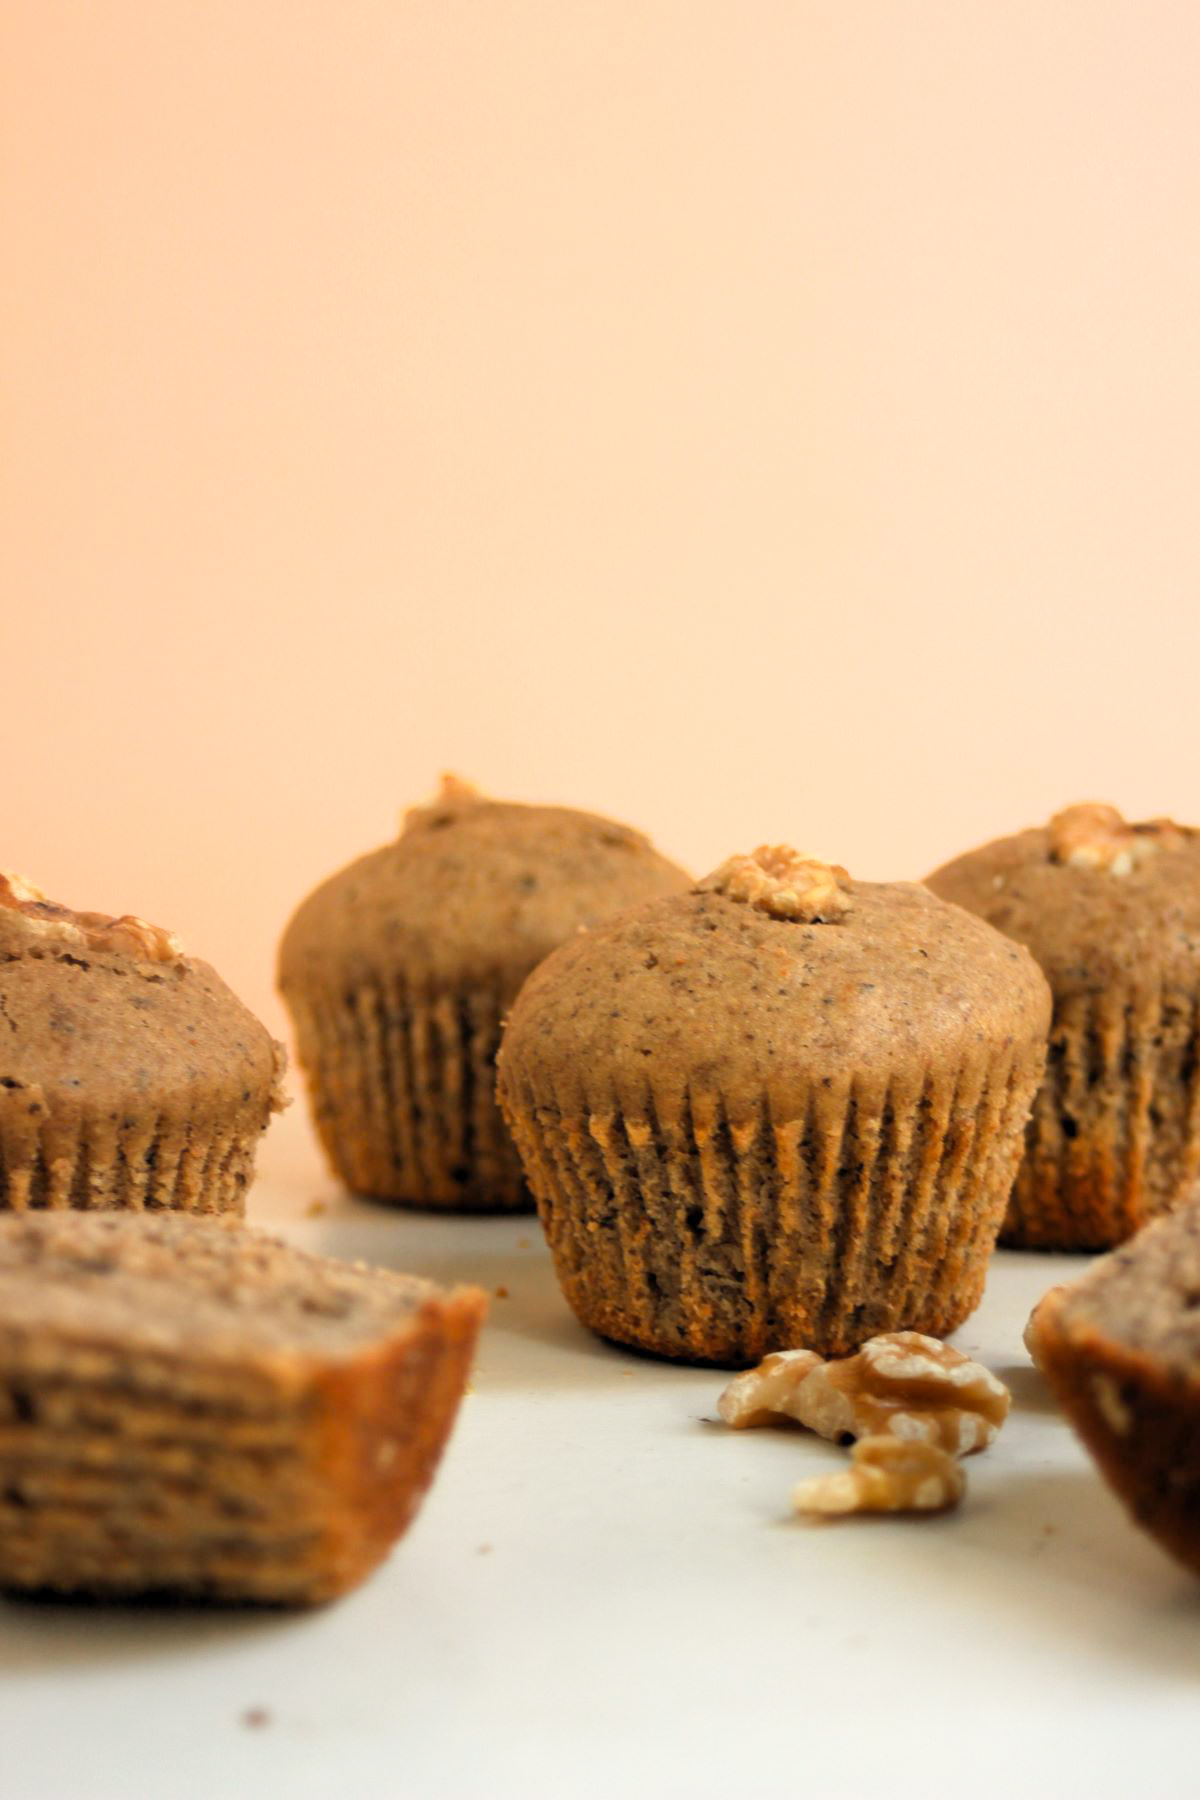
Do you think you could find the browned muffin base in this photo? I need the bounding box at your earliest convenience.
[0,1215,486,1602]
[289,980,530,1212]
[1028,1202,1200,1578]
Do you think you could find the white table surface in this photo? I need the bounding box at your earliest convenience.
[1,1105,1196,1800]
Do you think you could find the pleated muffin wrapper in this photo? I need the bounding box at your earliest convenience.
[500,1034,1044,1365]
[1007,976,1200,1251]
[287,976,529,1211]
[0,1077,281,1215]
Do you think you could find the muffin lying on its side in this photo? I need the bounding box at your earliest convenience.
[928,803,1200,1249]
[279,778,688,1212]
[0,873,285,1214]
[1028,1201,1200,1581]
[0,1213,486,1603]
[498,846,1050,1364]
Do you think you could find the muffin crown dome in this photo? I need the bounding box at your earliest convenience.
[0,871,284,1117]
[499,850,1050,1120]
[927,802,1200,993]
[278,777,690,993]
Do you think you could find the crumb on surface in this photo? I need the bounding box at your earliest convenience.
[241,1708,271,1730]
[494,1285,509,1299]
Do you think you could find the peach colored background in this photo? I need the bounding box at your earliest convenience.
[4,2,1200,1045]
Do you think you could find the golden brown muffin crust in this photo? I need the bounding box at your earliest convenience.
[500,878,1050,1121]
[926,811,1200,998]
[0,945,282,1123]
[279,790,689,997]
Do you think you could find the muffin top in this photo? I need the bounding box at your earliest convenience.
[0,873,285,1121]
[497,845,1050,1119]
[0,1212,480,1377]
[926,803,1200,996]
[278,777,690,995]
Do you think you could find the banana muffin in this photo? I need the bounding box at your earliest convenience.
[497,845,1050,1363]
[0,1212,485,1602]
[278,778,689,1211]
[927,803,1200,1249]
[1027,1200,1200,1581]
[0,873,284,1214]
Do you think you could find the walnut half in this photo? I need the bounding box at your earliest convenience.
[0,873,181,963]
[1048,803,1188,876]
[792,1436,965,1517]
[717,1331,1010,1456]
[696,845,853,923]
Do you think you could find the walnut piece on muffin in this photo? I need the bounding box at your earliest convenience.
[0,872,285,1215]
[0,871,183,961]
[928,804,1200,1249]
[1047,803,1187,875]
[696,846,853,922]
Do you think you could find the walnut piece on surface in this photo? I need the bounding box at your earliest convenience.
[792,1436,965,1517]
[1048,803,1188,876]
[0,873,182,963]
[696,845,854,923]
[717,1348,825,1428]
[717,1331,1010,1456]
[403,772,483,833]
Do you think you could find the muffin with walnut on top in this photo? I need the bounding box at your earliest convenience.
[497,844,1050,1363]
[0,873,285,1214]
[928,802,1200,1250]
[278,778,689,1212]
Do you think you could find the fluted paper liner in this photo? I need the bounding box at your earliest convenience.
[0,1088,263,1215]
[1008,982,1200,1249]
[501,1039,1042,1363]
[288,978,529,1211]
